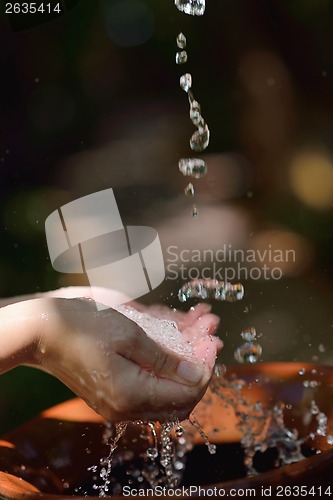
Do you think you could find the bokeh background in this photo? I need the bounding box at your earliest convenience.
[1,0,333,433]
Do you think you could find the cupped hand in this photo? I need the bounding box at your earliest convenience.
[31,287,221,422]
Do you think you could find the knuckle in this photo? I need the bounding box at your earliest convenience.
[151,350,170,375]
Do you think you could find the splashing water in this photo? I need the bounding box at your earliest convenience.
[178,279,245,303]
[98,422,128,496]
[175,0,206,16]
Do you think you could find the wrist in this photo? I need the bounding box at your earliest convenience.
[0,299,44,373]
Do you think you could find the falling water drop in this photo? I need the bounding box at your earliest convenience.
[176,51,188,64]
[146,447,158,459]
[175,0,206,16]
[176,32,187,49]
[241,327,257,342]
[179,158,207,178]
[189,99,202,125]
[190,124,210,151]
[234,342,262,364]
[185,182,195,197]
[192,204,198,217]
[180,73,192,92]
[178,279,245,303]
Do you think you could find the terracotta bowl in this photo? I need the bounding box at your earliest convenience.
[0,363,333,499]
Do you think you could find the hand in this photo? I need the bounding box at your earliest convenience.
[32,294,221,422]
[0,287,222,423]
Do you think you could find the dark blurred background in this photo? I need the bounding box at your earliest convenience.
[1,0,333,433]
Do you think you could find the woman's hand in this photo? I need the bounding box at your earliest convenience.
[0,287,222,423]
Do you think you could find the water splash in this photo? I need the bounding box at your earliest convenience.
[175,0,205,16]
[98,421,128,497]
[178,279,245,303]
[209,368,305,474]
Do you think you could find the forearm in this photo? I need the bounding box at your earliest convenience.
[0,300,42,374]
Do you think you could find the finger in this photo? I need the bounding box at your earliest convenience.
[177,303,212,331]
[193,336,222,369]
[181,313,220,344]
[109,314,205,387]
[106,355,210,422]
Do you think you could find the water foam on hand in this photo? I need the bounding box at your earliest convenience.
[112,304,196,362]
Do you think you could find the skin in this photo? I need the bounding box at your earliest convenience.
[0,287,222,422]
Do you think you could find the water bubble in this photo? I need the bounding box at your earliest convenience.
[234,342,262,364]
[185,182,195,197]
[176,51,188,64]
[175,0,205,16]
[190,124,210,151]
[176,32,187,49]
[179,158,207,178]
[180,73,192,92]
[327,435,333,445]
[318,343,326,353]
[241,327,257,342]
[299,368,306,376]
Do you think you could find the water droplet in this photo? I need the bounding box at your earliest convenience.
[63,482,70,489]
[176,51,188,64]
[185,182,195,197]
[299,368,305,376]
[318,343,326,353]
[327,435,333,445]
[175,0,205,16]
[175,426,184,437]
[190,124,210,151]
[176,32,187,49]
[180,73,192,92]
[146,447,158,459]
[178,279,244,303]
[179,158,207,178]
[189,100,201,125]
[234,342,262,364]
[241,327,257,342]
[192,204,198,217]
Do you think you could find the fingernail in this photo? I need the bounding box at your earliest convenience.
[177,360,203,384]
